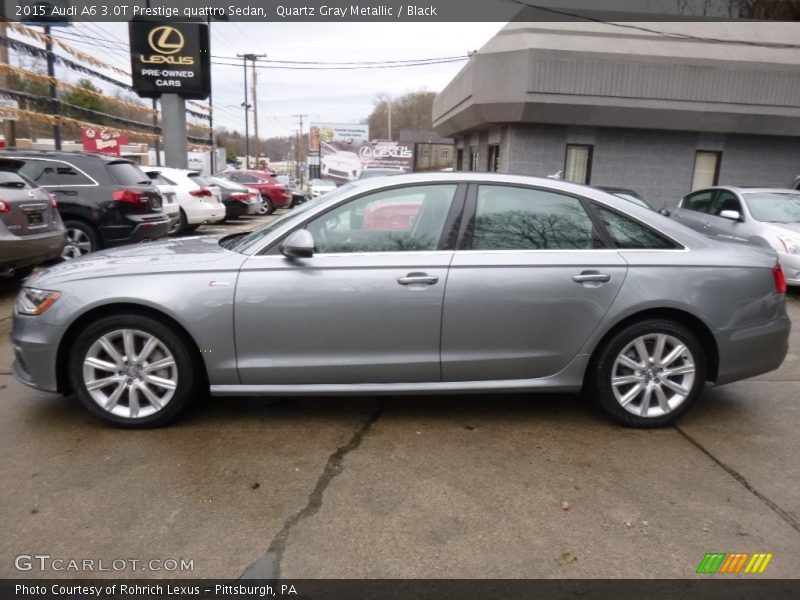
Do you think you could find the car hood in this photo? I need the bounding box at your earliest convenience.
[761,222,800,236]
[29,236,247,287]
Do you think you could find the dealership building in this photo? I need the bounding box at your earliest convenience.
[432,21,800,209]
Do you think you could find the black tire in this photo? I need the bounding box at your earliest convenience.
[68,314,202,428]
[61,220,99,260]
[11,266,35,281]
[587,319,706,428]
[262,196,275,215]
[177,209,200,234]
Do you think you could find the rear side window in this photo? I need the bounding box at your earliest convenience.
[472,185,600,250]
[594,206,676,249]
[107,161,149,186]
[0,171,34,189]
[682,190,714,213]
[18,160,63,186]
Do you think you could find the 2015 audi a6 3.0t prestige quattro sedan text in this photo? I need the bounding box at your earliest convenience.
[11,174,791,428]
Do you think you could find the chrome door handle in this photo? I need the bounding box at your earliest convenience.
[398,273,439,286]
[572,272,611,283]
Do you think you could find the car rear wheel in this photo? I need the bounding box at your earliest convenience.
[588,319,706,428]
[262,196,275,215]
[62,221,98,260]
[68,314,199,427]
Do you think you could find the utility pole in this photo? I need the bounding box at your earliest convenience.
[387,98,392,140]
[43,25,61,150]
[0,21,17,148]
[152,98,160,166]
[251,61,259,169]
[292,113,307,186]
[236,53,265,169]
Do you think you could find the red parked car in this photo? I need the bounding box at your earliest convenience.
[217,170,290,214]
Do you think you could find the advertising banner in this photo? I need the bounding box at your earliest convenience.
[311,123,412,184]
[129,21,211,100]
[80,127,128,156]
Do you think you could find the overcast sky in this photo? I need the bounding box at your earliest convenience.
[28,22,504,138]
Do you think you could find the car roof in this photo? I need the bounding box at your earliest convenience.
[0,149,130,163]
[692,185,800,195]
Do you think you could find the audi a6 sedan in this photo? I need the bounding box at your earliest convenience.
[11,173,790,428]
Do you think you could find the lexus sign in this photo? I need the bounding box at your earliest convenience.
[129,21,210,100]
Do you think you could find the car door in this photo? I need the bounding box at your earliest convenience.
[234,183,464,385]
[671,189,715,234]
[441,184,627,381]
[704,190,755,243]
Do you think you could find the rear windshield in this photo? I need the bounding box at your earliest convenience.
[107,161,150,186]
[188,174,212,187]
[0,171,35,189]
[209,177,244,191]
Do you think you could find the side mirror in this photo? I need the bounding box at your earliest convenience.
[280,229,314,258]
[659,209,671,217]
[719,210,742,222]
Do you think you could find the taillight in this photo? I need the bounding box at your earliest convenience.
[773,264,787,294]
[49,193,57,208]
[230,192,249,201]
[0,200,10,213]
[112,189,146,204]
[190,188,213,198]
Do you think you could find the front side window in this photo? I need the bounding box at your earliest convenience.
[471,185,598,250]
[709,191,742,217]
[594,206,675,249]
[691,151,721,190]
[682,190,714,213]
[305,185,457,254]
[564,145,593,184]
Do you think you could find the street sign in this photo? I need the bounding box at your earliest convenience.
[128,21,210,100]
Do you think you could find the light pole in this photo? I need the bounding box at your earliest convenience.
[237,53,265,169]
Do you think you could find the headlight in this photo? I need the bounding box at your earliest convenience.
[778,235,800,256]
[16,288,61,315]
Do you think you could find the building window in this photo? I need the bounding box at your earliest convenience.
[691,151,721,190]
[456,149,463,171]
[440,148,449,158]
[564,144,593,184]
[470,148,480,171]
[422,147,431,157]
[487,144,500,172]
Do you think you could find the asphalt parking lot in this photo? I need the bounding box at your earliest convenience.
[1,216,798,579]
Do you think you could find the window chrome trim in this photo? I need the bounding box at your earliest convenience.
[15,157,100,187]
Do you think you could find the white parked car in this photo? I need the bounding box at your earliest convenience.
[145,167,226,234]
[309,178,337,198]
[321,149,363,182]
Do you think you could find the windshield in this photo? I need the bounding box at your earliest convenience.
[744,192,800,223]
[226,183,357,254]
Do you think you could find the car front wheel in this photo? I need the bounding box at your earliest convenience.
[588,319,706,428]
[68,314,199,427]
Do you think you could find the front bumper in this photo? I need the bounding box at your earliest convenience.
[714,314,791,385]
[778,252,800,286]
[11,313,65,393]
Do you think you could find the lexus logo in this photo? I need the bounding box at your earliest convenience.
[147,26,184,55]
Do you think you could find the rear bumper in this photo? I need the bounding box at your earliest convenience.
[185,202,226,225]
[714,314,791,385]
[100,215,170,246]
[0,229,66,270]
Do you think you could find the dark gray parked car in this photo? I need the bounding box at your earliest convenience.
[11,173,790,428]
[0,158,65,280]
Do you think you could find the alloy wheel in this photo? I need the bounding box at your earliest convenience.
[62,227,92,259]
[82,329,178,419]
[610,333,696,418]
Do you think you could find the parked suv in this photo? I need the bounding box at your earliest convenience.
[0,158,65,279]
[0,151,169,259]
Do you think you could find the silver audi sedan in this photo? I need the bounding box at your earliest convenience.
[11,173,790,428]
